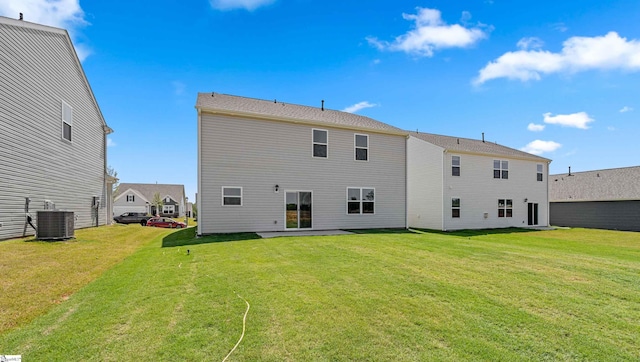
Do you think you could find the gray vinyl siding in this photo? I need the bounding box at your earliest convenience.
[550,201,640,232]
[0,21,108,240]
[199,113,406,233]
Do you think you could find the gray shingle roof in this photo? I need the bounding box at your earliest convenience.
[195,92,407,135]
[115,183,185,203]
[549,166,640,201]
[410,132,550,162]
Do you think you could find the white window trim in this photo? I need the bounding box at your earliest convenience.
[222,186,243,206]
[312,128,328,159]
[452,155,461,176]
[493,159,509,179]
[346,187,375,215]
[451,197,461,218]
[354,133,369,162]
[537,164,543,181]
[61,100,73,143]
[498,198,513,218]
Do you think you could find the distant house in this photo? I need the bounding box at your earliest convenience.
[114,183,186,218]
[407,133,551,230]
[549,166,640,231]
[0,16,115,240]
[196,93,407,235]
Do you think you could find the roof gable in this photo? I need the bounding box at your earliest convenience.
[550,166,640,201]
[114,183,185,203]
[196,93,407,135]
[0,16,110,133]
[410,132,550,162]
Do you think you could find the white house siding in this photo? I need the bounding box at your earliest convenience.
[198,113,406,234]
[407,136,444,230]
[0,19,109,240]
[442,153,548,230]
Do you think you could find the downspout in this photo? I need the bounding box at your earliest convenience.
[405,135,409,229]
[441,149,446,231]
[546,160,551,227]
[103,125,113,227]
[196,108,202,236]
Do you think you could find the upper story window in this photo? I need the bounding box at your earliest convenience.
[347,187,375,214]
[452,156,461,176]
[452,198,460,218]
[222,187,242,206]
[493,160,509,179]
[165,197,171,203]
[126,195,135,202]
[312,129,328,158]
[62,101,73,142]
[355,134,369,161]
[537,164,543,181]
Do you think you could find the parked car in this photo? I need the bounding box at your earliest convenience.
[146,217,186,228]
[113,212,153,225]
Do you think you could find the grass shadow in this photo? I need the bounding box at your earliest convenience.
[412,227,540,238]
[161,228,261,248]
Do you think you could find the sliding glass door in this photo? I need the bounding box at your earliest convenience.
[285,191,312,229]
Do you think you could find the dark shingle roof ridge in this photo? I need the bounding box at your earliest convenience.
[408,130,550,161]
[196,92,406,134]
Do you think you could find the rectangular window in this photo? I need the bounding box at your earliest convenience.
[163,205,175,214]
[312,129,328,158]
[347,187,375,214]
[222,187,242,206]
[452,155,460,176]
[537,164,543,181]
[452,198,460,218]
[126,195,135,202]
[62,101,72,142]
[355,134,369,161]
[493,160,509,179]
[498,199,513,217]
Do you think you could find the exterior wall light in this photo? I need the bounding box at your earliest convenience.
[274,185,280,193]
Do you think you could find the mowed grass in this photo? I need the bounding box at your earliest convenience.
[1,228,639,361]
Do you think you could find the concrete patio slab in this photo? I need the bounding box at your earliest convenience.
[257,230,353,238]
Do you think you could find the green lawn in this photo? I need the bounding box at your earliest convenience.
[1,227,639,361]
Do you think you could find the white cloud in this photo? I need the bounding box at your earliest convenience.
[209,0,274,11]
[367,7,488,57]
[342,101,378,114]
[552,22,568,33]
[172,81,186,96]
[517,37,544,50]
[543,112,594,129]
[619,106,633,113]
[0,0,91,61]
[521,140,562,155]
[107,138,116,147]
[607,126,617,131]
[474,32,640,84]
[527,123,545,132]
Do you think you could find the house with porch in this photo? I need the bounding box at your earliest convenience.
[113,183,186,218]
[0,16,114,240]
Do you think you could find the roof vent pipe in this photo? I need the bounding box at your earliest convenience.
[19,13,23,20]
[568,166,572,176]
[321,100,324,111]
[482,132,485,143]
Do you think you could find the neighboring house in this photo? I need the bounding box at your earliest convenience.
[0,16,114,240]
[196,93,407,235]
[407,132,551,231]
[113,183,186,218]
[549,166,640,231]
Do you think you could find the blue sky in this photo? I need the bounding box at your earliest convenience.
[3,0,640,201]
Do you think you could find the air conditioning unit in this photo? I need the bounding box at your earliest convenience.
[37,211,74,240]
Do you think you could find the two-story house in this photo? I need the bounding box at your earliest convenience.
[407,132,551,230]
[113,183,186,218]
[196,93,408,234]
[0,16,114,240]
